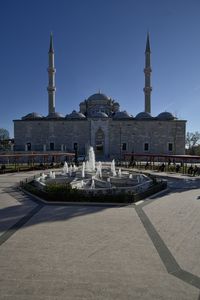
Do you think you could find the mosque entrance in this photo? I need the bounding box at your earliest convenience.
[95,128,104,157]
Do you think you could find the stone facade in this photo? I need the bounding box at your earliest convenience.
[13,93,186,158]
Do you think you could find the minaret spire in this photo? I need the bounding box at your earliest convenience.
[49,32,54,53]
[47,33,56,114]
[143,32,152,113]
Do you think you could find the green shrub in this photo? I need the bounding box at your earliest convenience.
[23,180,167,203]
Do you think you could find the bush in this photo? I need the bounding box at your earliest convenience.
[23,179,167,204]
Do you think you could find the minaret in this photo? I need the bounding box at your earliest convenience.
[143,32,152,113]
[47,33,56,114]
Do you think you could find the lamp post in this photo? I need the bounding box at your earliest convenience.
[119,123,122,161]
[74,143,78,166]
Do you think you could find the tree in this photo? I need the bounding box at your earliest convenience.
[0,128,9,140]
[186,131,200,155]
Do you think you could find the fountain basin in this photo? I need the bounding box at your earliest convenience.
[34,165,153,197]
[31,146,166,202]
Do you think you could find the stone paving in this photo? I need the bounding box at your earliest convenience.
[0,170,200,299]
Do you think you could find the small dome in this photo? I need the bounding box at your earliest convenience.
[92,112,108,118]
[87,93,110,101]
[22,112,43,120]
[46,112,64,119]
[113,111,133,119]
[66,110,86,119]
[157,112,175,120]
[135,112,153,119]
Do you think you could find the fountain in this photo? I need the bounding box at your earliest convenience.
[34,146,154,198]
[69,165,73,177]
[96,161,102,178]
[90,176,95,189]
[40,173,47,182]
[82,162,85,178]
[111,159,117,177]
[62,161,69,175]
[87,146,96,171]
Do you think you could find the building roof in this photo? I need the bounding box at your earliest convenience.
[157,112,175,120]
[22,112,44,120]
[46,112,64,119]
[113,111,133,119]
[87,93,110,101]
[135,112,153,119]
[66,111,86,119]
[92,112,109,118]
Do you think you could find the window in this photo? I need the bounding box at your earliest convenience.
[144,143,149,151]
[74,143,78,151]
[50,142,54,151]
[122,143,127,151]
[168,143,173,152]
[27,143,31,151]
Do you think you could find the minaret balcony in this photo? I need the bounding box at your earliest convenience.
[47,86,56,92]
[47,67,56,73]
[143,67,152,73]
[143,87,152,93]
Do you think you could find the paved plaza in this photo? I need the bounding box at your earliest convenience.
[0,169,200,299]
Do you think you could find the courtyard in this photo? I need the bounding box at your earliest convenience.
[0,169,200,299]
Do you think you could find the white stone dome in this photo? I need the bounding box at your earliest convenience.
[87,93,110,101]
[92,112,108,118]
[135,112,153,119]
[46,112,64,119]
[22,112,44,120]
[113,111,133,119]
[157,112,175,120]
[66,111,86,119]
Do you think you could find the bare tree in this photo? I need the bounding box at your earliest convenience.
[186,131,200,154]
[0,128,9,140]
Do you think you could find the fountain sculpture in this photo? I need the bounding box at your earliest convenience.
[35,146,153,197]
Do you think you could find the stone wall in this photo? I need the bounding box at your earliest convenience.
[14,119,90,153]
[14,118,186,156]
[109,119,186,156]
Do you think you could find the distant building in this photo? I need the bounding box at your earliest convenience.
[13,33,186,158]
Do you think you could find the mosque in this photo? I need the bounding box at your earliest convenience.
[13,34,186,158]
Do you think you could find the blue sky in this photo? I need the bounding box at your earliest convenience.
[0,0,200,137]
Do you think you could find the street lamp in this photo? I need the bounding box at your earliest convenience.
[119,123,122,161]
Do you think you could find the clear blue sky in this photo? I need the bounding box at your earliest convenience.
[0,0,200,138]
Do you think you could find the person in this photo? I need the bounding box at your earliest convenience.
[188,165,194,175]
[175,164,180,173]
[159,163,165,172]
[193,165,198,176]
[145,162,149,170]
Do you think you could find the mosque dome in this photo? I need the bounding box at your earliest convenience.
[157,112,175,120]
[66,111,86,119]
[113,111,133,119]
[46,112,64,119]
[22,112,44,120]
[92,112,108,118]
[87,93,110,101]
[135,112,153,119]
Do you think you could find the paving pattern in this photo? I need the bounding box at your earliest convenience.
[0,170,200,299]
